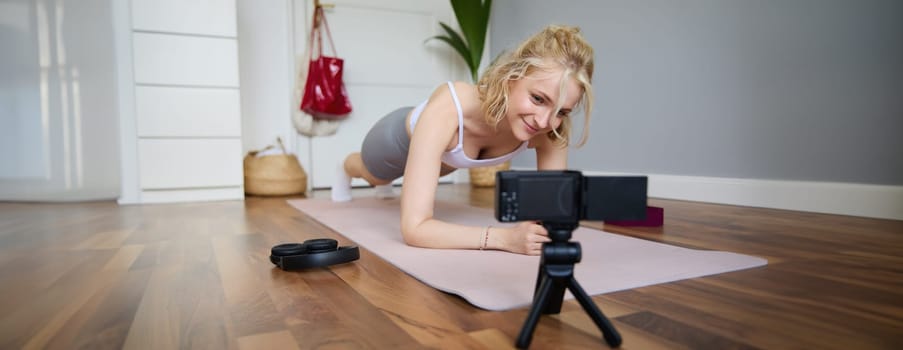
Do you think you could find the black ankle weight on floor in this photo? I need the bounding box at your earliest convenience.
[270,238,359,270]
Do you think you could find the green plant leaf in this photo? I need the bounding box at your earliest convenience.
[426,22,477,78]
[451,0,492,75]
[424,0,492,82]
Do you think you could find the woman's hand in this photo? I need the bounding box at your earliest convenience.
[494,222,551,255]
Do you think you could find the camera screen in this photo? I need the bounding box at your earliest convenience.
[519,177,576,219]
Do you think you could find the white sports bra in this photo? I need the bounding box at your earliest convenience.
[409,82,528,168]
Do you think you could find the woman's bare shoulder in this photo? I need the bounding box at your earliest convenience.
[422,81,479,117]
[446,81,481,115]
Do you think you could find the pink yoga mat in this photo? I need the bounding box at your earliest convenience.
[288,198,767,311]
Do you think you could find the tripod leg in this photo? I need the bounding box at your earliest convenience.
[567,277,623,348]
[516,275,554,349]
[543,278,567,314]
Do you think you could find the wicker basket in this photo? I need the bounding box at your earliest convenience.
[468,161,511,187]
[244,138,308,196]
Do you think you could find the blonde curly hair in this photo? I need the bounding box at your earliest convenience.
[478,25,594,147]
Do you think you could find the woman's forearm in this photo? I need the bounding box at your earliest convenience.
[401,218,497,250]
[401,217,549,255]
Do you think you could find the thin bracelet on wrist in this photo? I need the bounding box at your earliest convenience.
[481,225,491,250]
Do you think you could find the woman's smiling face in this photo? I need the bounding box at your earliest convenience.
[505,66,583,142]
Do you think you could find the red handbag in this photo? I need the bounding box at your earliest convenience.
[300,6,352,120]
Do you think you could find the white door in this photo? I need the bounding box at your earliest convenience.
[293,0,467,189]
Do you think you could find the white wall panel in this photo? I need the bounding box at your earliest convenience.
[327,7,447,86]
[133,33,239,87]
[136,86,241,137]
[138,139,242,189]
[329,0,446,13]
[237,0,295,153]
[132,0,237,37]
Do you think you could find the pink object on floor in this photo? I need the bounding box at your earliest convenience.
[605,206,664,227]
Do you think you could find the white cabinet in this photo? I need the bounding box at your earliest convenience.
[132,33,240,87]
[131,0,238,37]
[135,87,242,137]
[138,139,243,189]
[118,0,244,203]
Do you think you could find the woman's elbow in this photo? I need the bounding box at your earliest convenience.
[401,224,427,247]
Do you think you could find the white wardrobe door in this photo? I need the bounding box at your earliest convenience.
[135,86,241,137]
[132,33,239,87]
[138,139,242,189]
[131,0,237,37]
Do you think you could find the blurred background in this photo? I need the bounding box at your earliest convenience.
[1,0,900,219]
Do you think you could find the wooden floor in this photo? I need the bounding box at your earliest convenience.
[0,184,901,349]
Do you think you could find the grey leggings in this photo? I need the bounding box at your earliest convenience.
[360,107,414,181]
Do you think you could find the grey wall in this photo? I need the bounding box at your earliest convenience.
[495,0,903,185]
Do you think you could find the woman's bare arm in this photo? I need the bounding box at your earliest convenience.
[399,84,479,249]
[533,133,568,170]
[399,84,550,255]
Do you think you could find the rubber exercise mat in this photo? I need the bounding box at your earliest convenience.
[288,197,767,311]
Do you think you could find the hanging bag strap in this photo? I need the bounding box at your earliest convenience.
[307,6,339,60]
[306,7,320,60]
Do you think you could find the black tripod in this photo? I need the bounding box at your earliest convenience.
[515,223,623,348]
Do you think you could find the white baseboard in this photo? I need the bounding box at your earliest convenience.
[509,168,903,221]
[118,187,244,204]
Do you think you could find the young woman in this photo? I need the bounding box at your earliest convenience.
[332,25,595,255]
